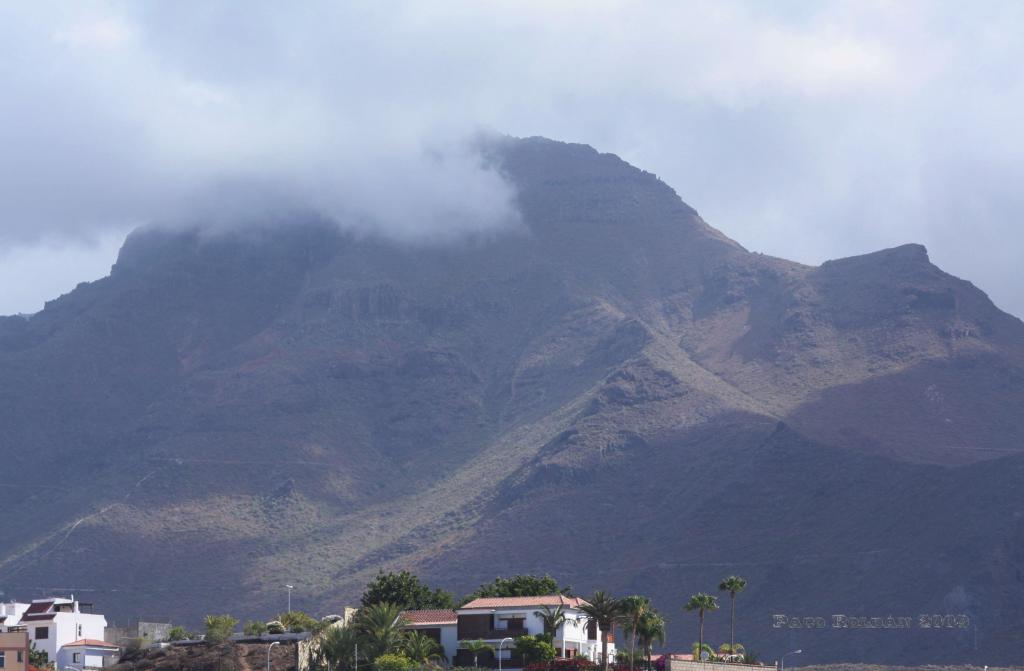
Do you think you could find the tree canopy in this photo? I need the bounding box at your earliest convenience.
[361,570,455,610]
[204,614,238,644]
[464,575,567,602]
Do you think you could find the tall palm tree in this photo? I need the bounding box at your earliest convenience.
[635,611,665,671]
[717,576,747,655]
[579,591,622,671]
[313,624,359,671]
[534,604,567,645]
[617,596,651,671]
[463,639,494,669]
[683,593,718,660]
[354,602,407,661]
[402,631,446,664]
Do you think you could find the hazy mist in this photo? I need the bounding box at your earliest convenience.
[1,1,1023,316]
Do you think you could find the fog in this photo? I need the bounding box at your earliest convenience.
[1,1,1023,316]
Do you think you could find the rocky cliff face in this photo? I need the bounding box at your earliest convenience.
[1,137,1022,664]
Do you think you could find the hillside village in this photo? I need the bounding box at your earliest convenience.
[0,573,759,671]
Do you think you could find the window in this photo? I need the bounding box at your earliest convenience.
[17,653,24,664]
[1,650,5,668]
[35,626,49,639]
[77,624,83,638]
[73,653,83,663]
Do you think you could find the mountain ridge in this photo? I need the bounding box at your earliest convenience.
[1,136,1022,664]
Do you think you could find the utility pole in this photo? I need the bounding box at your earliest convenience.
[285,585,294,613]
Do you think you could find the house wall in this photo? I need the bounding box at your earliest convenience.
[454,608,613,666]
[0,604,29,631]
[0,631,29,671]
[24,609,107,664]
[667,661,763,671]
[57,644,120,671]
[440,624,458,664]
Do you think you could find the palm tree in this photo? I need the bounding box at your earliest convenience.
[683,593,719,660]
[402,631,446,664]
[579,591,622,671]
[617,596,651,671]
[354,602,407,661]
[635,611,665,671]
[691,643,715,661]
[314,624,359,671]
[463,639,494,669]
[534,604,567,645]
[717,576,747,655]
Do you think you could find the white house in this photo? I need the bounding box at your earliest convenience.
[0,603,29,632]
[404,596,615,669]
[15,598,108,667]
[58,639,120,671]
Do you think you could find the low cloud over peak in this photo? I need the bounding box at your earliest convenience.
[2,1,1023,317]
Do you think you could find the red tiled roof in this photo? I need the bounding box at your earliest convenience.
[20,614,56,621]
[401,609,458,625]
[459,596,589,610]
[65,639,119,649]
[24,602,53,615]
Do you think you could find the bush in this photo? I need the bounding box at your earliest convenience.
[266,621,286,635]
[374,653,416,671]
[244,620,268,637]
[513,636,556,665]
[28,643,50,668]
[278,611,321,633]
[204,614,239,644]
[168,626,189,642]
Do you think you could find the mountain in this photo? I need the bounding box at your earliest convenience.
[2,137,1023,664]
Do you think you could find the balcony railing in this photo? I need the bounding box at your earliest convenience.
[459,628,530,640]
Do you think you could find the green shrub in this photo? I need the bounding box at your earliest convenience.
[168,626,189,641]
[279,611,320,633]
[266,621,286,635]
[513,636,556,665]
[374,653,415,671]
[244,620,268,637]
[204,614,238,644]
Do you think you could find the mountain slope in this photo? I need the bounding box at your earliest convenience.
[1,137,1022,664]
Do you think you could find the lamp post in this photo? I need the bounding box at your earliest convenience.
[498,637,513,671]
[268,641,280,671]
[285,585,294,613]
[780,649,802,671]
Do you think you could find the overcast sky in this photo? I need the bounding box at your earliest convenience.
[1,1,1022,317]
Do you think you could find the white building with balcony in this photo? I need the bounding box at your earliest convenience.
[14,598,108,667]
[405,595,614,669]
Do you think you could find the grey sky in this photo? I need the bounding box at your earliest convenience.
[1,1,1022,317]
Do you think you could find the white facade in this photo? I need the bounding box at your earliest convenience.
[15,598,108,666]
[58,641,120,671]
[0,603,29,631]
[450,597,615,668]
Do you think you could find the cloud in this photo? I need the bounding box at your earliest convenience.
[1,0,1023,316]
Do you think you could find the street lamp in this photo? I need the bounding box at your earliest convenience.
[780,649,802,671]
[268,641,281,671]
[285,585,294,613]
[498,637,513,671]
